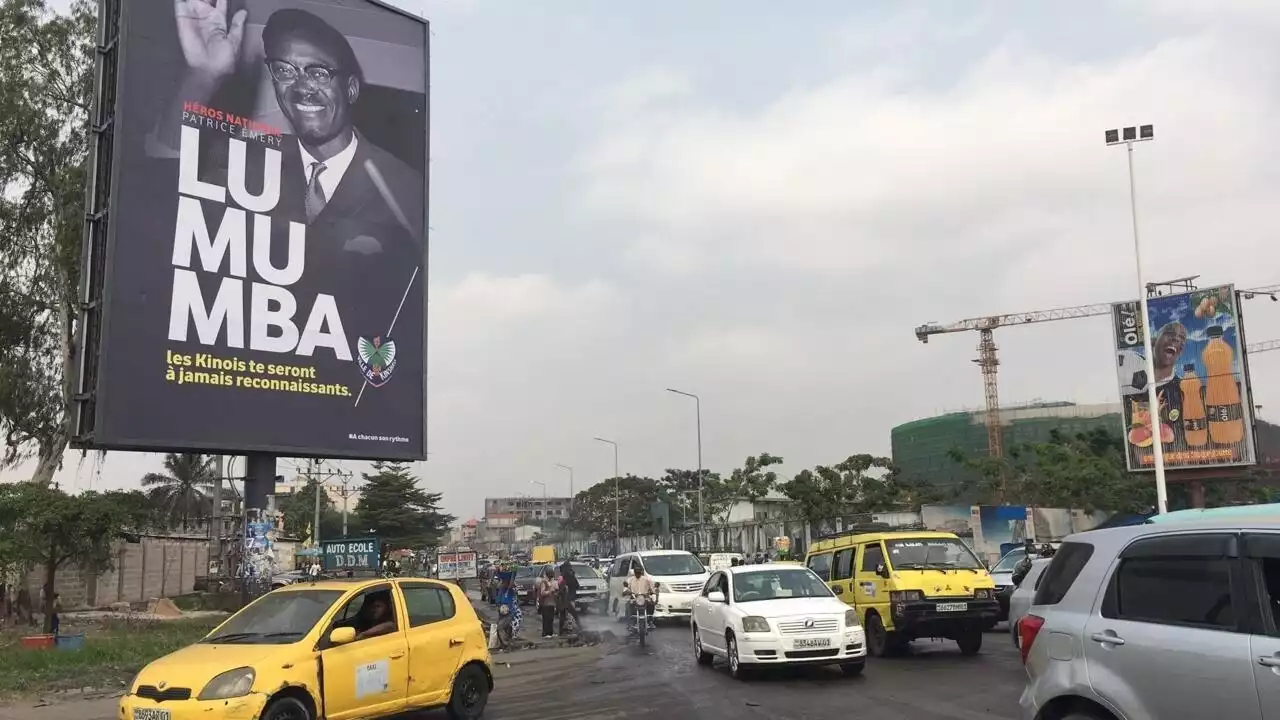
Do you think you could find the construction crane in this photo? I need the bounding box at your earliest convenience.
[915,282,1280,459]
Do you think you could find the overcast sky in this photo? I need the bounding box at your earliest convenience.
[15,0,1280,521]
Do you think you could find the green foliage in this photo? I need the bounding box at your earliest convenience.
[140,453,218,530]
[568,474,662,537]
[0,482,143,631]
[778,454,939,531]
[276,482,344,542]
[951,428,1157,512]
[727,452,784,502]
[0,0,96,480]
[353,461,453,548]
[656,468,721,526]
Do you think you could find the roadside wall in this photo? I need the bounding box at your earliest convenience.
[21,535,210,609]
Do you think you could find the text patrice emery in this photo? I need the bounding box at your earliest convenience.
[166,123,353,364]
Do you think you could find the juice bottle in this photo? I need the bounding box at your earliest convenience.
[1180,364,1208,447]
[1203,326,1245,444]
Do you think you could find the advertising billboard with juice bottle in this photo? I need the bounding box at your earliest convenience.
[1111,284,1257,471]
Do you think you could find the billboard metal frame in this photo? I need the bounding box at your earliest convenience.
[72,0,431,461]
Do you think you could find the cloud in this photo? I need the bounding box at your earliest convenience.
[574,18,1280,295]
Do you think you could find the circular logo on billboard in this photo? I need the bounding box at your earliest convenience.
[357,336,398,388]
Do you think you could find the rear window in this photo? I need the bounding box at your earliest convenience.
[1033,541,1094,606]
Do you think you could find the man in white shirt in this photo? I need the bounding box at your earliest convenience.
[623,564,658,632]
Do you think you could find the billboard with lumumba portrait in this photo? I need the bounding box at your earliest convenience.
[75,0,428,460]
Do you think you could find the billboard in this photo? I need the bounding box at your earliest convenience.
[1111,284,1257,471]
[436,551,478,580]
[322,537,380,571]
[77,0,428,459]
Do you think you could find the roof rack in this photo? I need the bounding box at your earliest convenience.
[812,523,931,542]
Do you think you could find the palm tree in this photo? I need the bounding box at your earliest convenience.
[141,454,218,530]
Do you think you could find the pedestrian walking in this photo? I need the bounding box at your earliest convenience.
[557,560,581,636]
[536,566,557,639]
[49,593,61,636]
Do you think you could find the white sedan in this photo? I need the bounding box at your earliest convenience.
[691,565,867,679]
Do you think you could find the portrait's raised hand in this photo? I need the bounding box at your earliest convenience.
[175,0,246,79]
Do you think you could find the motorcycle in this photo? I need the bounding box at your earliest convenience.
[626,591,655,648]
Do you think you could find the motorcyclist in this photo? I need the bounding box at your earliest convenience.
[622,563,658,633]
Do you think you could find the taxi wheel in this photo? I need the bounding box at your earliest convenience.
[865,613,890,658]
[261,696,311,720]
[447,664,490,720]
[727,634,750,680]
[693,626,713,666]
[957,628,983,656]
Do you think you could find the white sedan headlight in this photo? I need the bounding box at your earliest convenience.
[845,609,860,627]
[198,667,256,700]
[741,616,770,633]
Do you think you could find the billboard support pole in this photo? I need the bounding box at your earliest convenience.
[1108,125,1168,514]
[1131,146,1168,515]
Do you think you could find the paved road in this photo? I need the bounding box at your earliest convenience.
[485,615,1026,720]
[0,623,1025,720]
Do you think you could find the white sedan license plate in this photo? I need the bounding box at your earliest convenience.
[936,602,968,612]
[133,709,171,720]
[793,638,832,649]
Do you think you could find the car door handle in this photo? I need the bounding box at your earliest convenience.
[1089,632,1125,646]
[390,652,405,659]
[449,638,464,647]
[1258,656,1280,668]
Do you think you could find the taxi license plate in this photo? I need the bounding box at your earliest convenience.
[793,638,831,648]
[133,709,171,720]
[936,602,968,612]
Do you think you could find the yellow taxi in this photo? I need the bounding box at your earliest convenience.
[119,578,492,720]
[805,529,998,657]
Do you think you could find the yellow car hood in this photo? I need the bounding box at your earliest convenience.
[136,642,303,692]
[892,569,994,597]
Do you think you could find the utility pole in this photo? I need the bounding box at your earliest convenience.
[210,455,223,572]
[332,470,358,538]
[310,458,322,547]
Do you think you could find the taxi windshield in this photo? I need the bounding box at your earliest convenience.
[733,569,833,602]
[885,538,984,570]
[204,589,343,644]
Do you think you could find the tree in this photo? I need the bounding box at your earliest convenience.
[0,483,140,632]
[656,468,720,526]
[951,428,1156,512]
[567,475,661,537]
[727,452,784,502]
[0,0,96,484]
[779,466,856,533]
[277,482,344,542]
[353,462,453,548]
[140,453,218,530]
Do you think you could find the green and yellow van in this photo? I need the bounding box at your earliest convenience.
[804,530,998,657]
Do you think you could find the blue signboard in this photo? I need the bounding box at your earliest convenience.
[321,537,380,571]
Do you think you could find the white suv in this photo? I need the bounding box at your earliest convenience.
[607,550,710,621]
[1020,519,1280,720]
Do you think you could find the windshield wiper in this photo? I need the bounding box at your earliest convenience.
[205,632,260,643]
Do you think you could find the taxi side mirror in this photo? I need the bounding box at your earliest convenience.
[876,564,890,579]
[329,627,357,646]
[707,591,727,604]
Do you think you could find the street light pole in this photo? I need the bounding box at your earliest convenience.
[1106,124,1167,515]
[593,437,620,547]
[666,388,703,545]
[555,463,574,506]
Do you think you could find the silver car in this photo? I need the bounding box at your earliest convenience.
[1019,519,1280,720]
[1008,557,1051,648]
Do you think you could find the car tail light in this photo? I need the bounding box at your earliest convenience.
[1019,614,1045,664]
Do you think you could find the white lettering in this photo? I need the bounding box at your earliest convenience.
[251,215,305,286]
[226,138,281,213]
[297,293,352,361]
[168,270,244,348]
[171,196,247,277]
[249,282,299,354]
[178,125,226,203]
